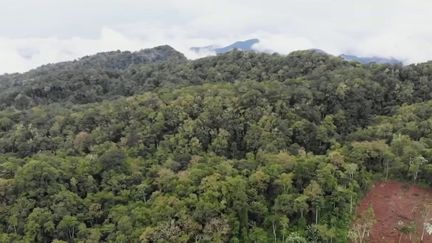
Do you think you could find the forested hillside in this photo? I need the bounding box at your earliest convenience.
[0,45,186,108]
[2,46,432,242]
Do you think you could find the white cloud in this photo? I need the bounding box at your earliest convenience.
[253,33,316,54]
[1,0,432,74]
[0,27,222,74]
[0,28,144,74]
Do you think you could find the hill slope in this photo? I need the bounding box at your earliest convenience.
[1,46,432,242]
[0,45,186,108]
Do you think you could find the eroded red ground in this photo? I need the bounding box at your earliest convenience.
[357,181,432,243]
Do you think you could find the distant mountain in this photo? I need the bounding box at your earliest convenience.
[191,39,259,54]
[214,39,259,53]
[191,41,402,65]
[340,54,401,65]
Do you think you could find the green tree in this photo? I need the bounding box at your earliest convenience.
[24,208,55,242]
[57,215,81,241]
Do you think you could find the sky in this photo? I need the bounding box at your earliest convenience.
[1,0,432,74]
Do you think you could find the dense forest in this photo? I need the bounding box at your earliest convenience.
[1,45,432,242]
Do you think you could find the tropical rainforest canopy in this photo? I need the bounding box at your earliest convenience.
[1,46,432,242]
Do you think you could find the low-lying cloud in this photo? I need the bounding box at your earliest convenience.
[1,0,432,74]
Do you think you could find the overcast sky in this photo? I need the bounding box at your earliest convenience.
[1,0,432,74]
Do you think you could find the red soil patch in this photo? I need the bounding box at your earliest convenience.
[357,181,432,243]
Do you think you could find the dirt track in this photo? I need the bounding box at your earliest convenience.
[357,181,432,243]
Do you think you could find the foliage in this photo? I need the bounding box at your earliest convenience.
[1,47,432,241]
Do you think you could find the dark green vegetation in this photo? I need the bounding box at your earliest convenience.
[1,46,432,242]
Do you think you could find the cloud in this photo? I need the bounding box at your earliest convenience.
[1,0,432,74]
[252,33,316,54]
[0,28,144,74]
[0,27,223,74]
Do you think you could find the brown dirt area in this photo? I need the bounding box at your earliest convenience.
[357,181,432,243]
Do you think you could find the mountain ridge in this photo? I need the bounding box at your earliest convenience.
[0,44,426,110]
[191,39,403,64]
[190,38,259,54]
[340,54,402,65]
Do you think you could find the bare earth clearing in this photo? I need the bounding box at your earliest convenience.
[357,181,432,243]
